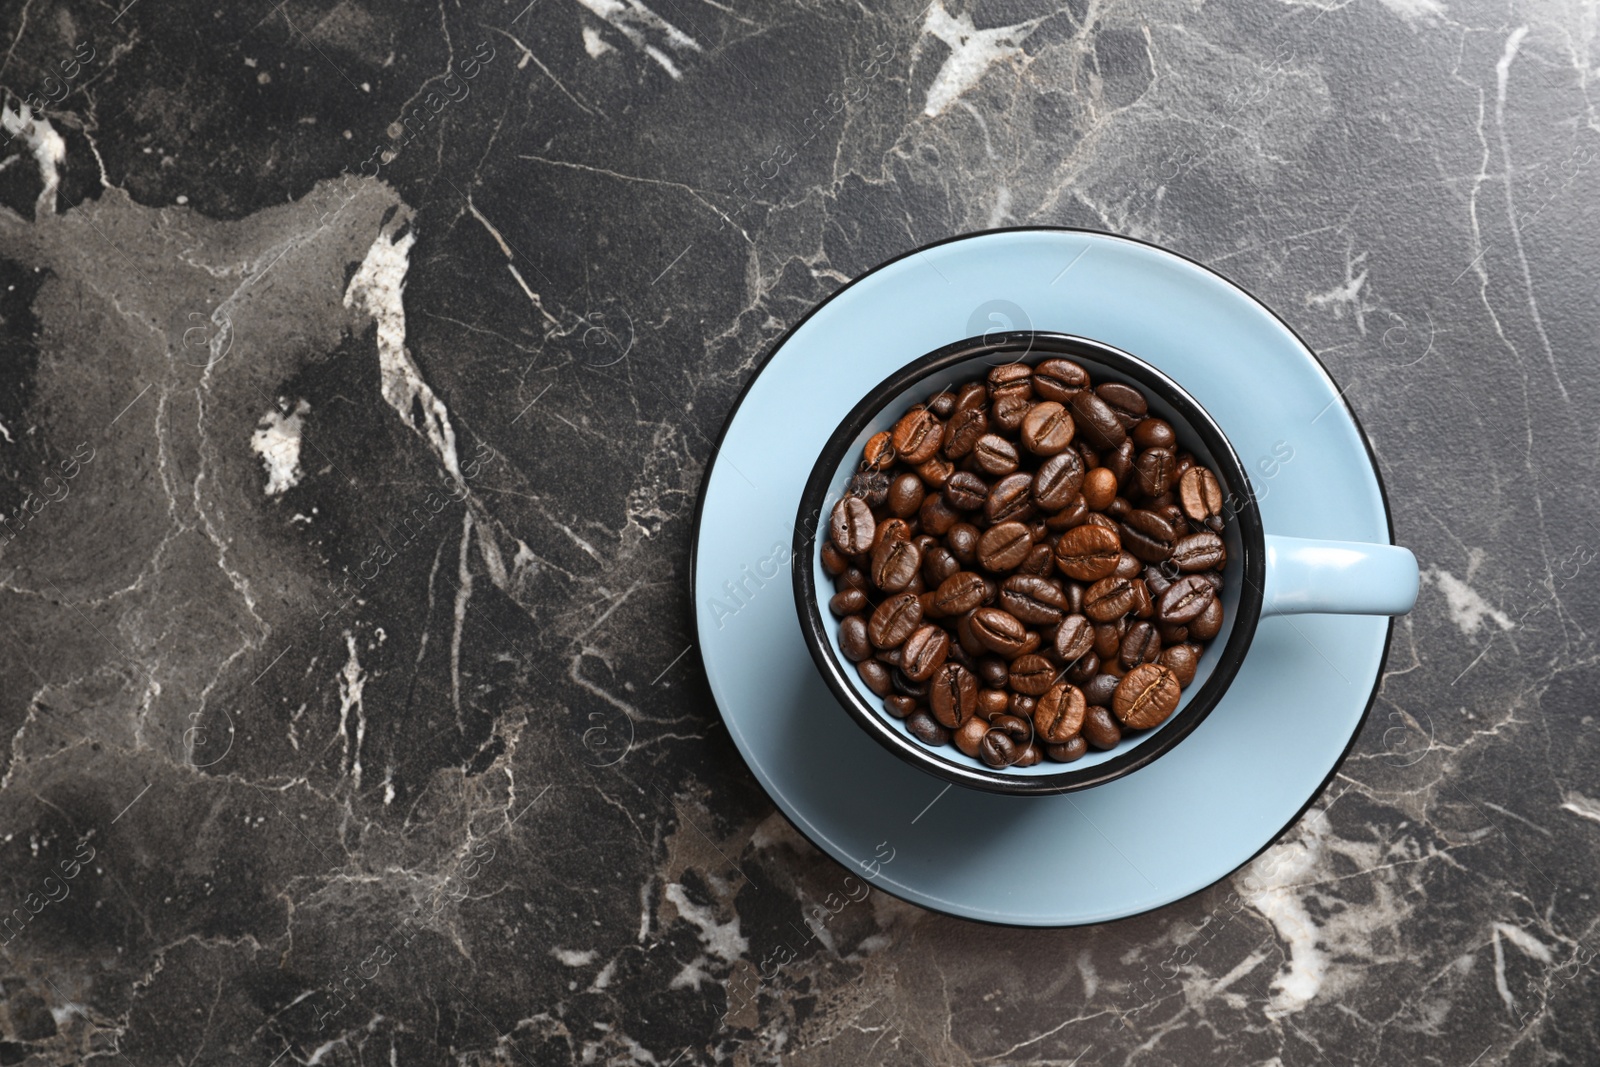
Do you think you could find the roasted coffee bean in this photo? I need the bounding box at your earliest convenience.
[1000,575,1071,625]
[1063,581,1085,614]
[918,493,960,536]
[1133,417,1176,450]
[891,407,944,464]
[1045,736,1088,762]
[1014,743,1044,767]
[1070,389,1127,450]
[1032,450,1085,510]
[830,588,869,617]
[1045,495,1089,532]
[1104,439,1136,486]
[992,393,1030,432]
[1095,381,1147,429]
[830,496,876,555]
[972,433,1020,476]
[1009,654,1057,696]
[1082,466,1119,510]
[992,713,1033,744]
[942,406,988,459]
[1054,523,1121,581]
[1157,622,1189,644]
[1033,358,1089,402]
[870,537,922,592]
[872,517,913,552]
[976,688,1010,720]
[868,593,923,648]
[1034,683,1087,743]
[884,694,918,718]
[821,542,849,576]
[1188,597,1223,640]
[927,389,957,418]
[1172,531,1226,572]
[1020,543,1056,577]
[945,638,976,671]
[1160,643,1200,686]
[1054,613,1095,661]
[956,381,987,411]
[1198,570,1225,592]
[1157,575,1215,624]
[857,659,893,697]
[1119,620,1162,669]
[975,655,1010,689]
[977,521,1034,572]
[839,615,872,662]
[847,469,889,507]
[988,363,1034,401]
[1065,651,1099,683]
[955,716,990,757]
[1011,631,1042,659]
[916,455,954,489]
[931,571,987,618]
[887,472,925,517]
[863,431,895,469]
[944,471,990,510]
[923,545,960,587]
[952,610,986,657]
[836,566,869,593]
[1081,673,1120,707]
[1092,619,1126,659]
[929,661,978,728]
[907,710,950,746]
[1130,578,1155,618]
[1120,511,1184,566]
[1144,565,1173,599]
[1113,663,1181,728]
[901,625,950,681]
[1135,447,1178,497]
[971,607,1029,657]
[876,646,903,669]
[1021,401,1075,455]
[1082,705,1123,749]
[892,669,929,698]
[1084,576,1137,622]
[1083,512,1119,532]
[979,730,1019,767]
[1008,694,1037,720]
[906,571,928,597]
[1114,551,1142,579]
[945,522,980,566]
[1107,496,1131,519]
[984,473,1036,524]
[1179,466,1224,521]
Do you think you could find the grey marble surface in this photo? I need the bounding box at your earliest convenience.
[0,0,1596,1063]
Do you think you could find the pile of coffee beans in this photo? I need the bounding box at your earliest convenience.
[822,358,1230,769]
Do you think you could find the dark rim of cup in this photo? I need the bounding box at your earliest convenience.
[793,331,1267,796]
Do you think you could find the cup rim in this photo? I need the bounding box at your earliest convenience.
[793,330,1267,796]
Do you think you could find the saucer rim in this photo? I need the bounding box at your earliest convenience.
[687,226,1397,926]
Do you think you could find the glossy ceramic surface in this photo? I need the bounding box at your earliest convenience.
[691,229,1395,925]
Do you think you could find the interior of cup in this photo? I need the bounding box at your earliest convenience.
[805,334,1254,781]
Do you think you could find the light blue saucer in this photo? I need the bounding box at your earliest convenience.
[690,229,1394,926]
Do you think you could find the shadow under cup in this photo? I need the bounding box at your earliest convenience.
[794,332,1268,796]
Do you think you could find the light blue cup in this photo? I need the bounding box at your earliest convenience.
[793,331,1419,796]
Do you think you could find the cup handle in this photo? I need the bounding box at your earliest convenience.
[1261,534,1419,617]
